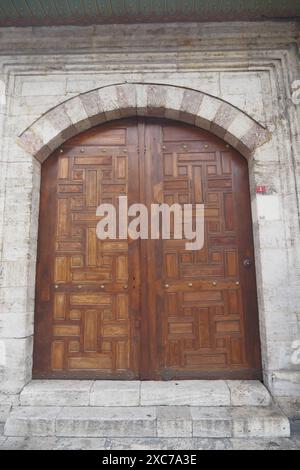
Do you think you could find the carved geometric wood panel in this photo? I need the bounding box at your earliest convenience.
[34,121,139,379]
[143,121,261,379]
[33,118,261,380]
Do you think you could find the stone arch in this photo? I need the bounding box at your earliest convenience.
[17,82,270,162]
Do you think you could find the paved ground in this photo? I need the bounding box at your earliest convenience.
[0,434,300,450]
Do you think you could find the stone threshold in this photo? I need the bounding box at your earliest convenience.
[20,379,272,407]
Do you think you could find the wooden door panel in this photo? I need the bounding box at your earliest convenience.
[143,120,261,380]
[34,117,261,380]
[33,120,139,379]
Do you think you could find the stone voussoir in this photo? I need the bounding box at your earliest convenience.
[98,86,122,122]
[115,83,137,117]
[18,83,270,163]
[146,84,168,116]
[63,96,91,132]
[211,101,240,139]
[179,89,204,124]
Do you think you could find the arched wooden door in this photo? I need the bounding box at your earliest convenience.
[33,118,262,380]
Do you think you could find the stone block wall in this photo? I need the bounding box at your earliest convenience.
[0,22,299,409]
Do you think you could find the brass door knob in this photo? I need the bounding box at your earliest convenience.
[164,284,169,288]
[188,283,193,287]
[123,284,128,289]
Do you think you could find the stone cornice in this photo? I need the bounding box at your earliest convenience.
[0,21,298,56]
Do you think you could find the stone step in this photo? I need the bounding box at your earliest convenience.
[20,380,272,407]
[4,405,290,438]
[0,405,11,435]
[1,436,300,451]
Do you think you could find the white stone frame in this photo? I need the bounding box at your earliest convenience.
[0,60,299,403]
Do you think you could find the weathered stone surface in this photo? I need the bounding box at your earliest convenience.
[0,337,33,394]
[0,405,11,434]
[17,129,44,159]
[157,406,192,437]
[231,406,290,438]
[270,372,300,397]
[98,86,122,121]
[136,84,148,116]
[5,406,62,437]
[46,105,73,133]
[20,380,92,407]
[191,407,233,437]
[56,406,157,437]
[80,89,103,118]
[224,113,256,148]
[227,381,272,407]
[2,402,291,440]
[116,83,137,117]
[231,437,300,451]
[140,380,230,406]
[146,84,167,116]
[275,396,300,421]
[191,406,290,438]
[236,124,271,158]
[90,381,140,407]
[195,95,221,130]
[1,436,299,451]
[0,313,34,338]
[211,102,239,138]
[64,96,91,132]
[31,118,60,151]
[164,86,185,120]
[179,89,204,124]
[103,437,232,451]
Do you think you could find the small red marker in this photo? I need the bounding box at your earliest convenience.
[256,185,267,194]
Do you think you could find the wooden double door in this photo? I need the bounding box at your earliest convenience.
[33,118,262,380]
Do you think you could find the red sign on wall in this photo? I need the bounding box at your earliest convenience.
[256,185,267,194]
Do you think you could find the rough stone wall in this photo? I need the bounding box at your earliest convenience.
[0,22,299,404]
